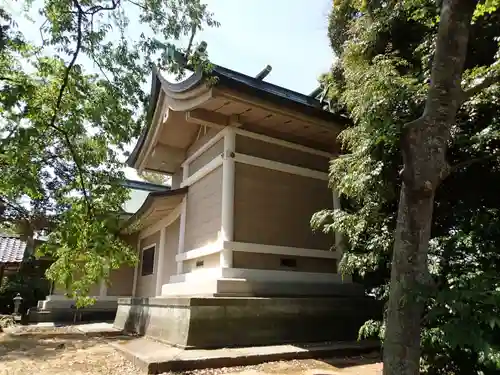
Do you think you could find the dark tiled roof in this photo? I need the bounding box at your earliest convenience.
[0,233,27,264]
[121,178,171,192]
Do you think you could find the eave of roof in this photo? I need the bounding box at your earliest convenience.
[121,187,188,232]
[127,64,349,168]
[121,178,171,193]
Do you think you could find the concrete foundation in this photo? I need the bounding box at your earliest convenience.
[29,296,120,323]
[111,337,380,374]
[113,295,381,349]
[28,307,117,323]
[37,296,119,310]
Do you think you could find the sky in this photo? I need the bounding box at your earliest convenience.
[195,0,334,94]
[130,0,336,179]
[7,0,336,180]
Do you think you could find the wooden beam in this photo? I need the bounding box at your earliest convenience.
[186,108,229,129]
[215,88,344,132]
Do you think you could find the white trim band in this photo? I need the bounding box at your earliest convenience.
[233,127,333,158]
[234,153,328,181]
[181,155,223,188]
[176,241,338,262]
[175,240,223,262]
[182,118,332,163]
[181,128,225,168]
[225,241,340,259]
[170,267,344,284]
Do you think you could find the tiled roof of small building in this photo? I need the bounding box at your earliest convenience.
[0,233,27,264]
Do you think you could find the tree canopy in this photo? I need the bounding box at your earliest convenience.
[313,0,500,373]
[0,1,217,303]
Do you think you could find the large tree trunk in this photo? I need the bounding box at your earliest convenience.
[383,1,478,374]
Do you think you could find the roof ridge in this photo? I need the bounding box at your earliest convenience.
[0,232,21,238]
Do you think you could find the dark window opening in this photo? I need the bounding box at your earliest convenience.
[196,260,204,268]
[280,258,297,268]
[141,246,155,276]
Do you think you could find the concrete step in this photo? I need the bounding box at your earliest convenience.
[111,338,380,374]
[75,322,124,337]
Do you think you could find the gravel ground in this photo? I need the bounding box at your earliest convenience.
[0,327,382,375]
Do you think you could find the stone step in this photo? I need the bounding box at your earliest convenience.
[111,337,380,374]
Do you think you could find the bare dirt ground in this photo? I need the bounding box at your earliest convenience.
[0,327,382,375]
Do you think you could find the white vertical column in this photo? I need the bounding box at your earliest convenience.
[99,280,107,297]
[182,164,189,183]
[176,196,187,275]
[220,128,236,268]
[155,226,167,296]
[333,188,350,281]
[131,236,140,297]
[332,189,343,253]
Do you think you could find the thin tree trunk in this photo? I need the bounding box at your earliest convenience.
[383,1,478,374]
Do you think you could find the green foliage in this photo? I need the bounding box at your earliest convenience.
[0,259,52,314]
[0,0,218,303]
[315,0,500,373]
[139,171,169,185]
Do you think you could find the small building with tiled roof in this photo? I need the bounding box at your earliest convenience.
[0,233,30,280]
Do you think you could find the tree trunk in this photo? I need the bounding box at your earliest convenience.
[383,1,478,374]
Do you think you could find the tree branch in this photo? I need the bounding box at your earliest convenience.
[0,197,32,226]
[0,76,20,84]
[44,0,124,217]
[462,72,500,101]
[184,24,197,57]
[447,152,500,176]
[125,0,147,11]
[47,0,93,217]
[84,0,120,15]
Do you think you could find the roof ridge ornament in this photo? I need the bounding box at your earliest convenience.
[255,65,272,81]
[156,39,209,71]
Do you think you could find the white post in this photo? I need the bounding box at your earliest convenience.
[131,236,140,297]
[220,128,236,268]
[332,188,350,281]
[99,280,107,297]
[332,189,343,253]
[176,196,187,275]
[155,226,167,296]
[182,163,189,183]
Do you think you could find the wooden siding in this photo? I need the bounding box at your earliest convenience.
[188,139,224,176]
[184,167,223,251]
[186,127,220,158]
[107,266,135,296]
[234,163,333,250]
[233,252,337,273]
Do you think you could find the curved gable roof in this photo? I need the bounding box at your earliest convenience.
[127,64,348,168]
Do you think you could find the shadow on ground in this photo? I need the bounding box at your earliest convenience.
[322,355,381,368]
[0,331,133,363]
